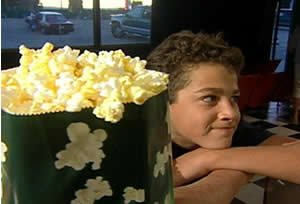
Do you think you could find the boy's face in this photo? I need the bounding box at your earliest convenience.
[169,63,241,149]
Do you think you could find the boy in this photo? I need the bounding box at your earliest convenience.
[146,30,300,204]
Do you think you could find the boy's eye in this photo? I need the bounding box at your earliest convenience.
[232,95,240,103]
[202,95,218,103]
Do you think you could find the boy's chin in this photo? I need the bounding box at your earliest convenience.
[200,140,232,150]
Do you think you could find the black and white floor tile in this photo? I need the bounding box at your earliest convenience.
[232,102,300,204]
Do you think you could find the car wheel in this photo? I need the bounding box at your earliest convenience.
[111,23,124,38]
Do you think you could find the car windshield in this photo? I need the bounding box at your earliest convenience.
[46,14,65,22]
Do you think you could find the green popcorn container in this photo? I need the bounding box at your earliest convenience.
[1,92,174,204]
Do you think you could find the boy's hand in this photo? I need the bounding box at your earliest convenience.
[173,147,218,186]
[282,140,300,146]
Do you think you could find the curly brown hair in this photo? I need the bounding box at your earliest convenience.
[146,30,245,104]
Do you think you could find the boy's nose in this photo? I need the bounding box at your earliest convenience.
[218,100,240,121]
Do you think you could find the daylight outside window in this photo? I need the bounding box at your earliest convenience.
[1,0,93,49]
[1,0,152,49]
[100,0,152,45]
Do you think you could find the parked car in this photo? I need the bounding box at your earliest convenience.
[110,6,151,38]
[25,11,74,34]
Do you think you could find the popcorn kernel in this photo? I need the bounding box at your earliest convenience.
[1,43,169,123]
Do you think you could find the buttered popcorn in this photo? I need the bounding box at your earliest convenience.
[1,43,169,123]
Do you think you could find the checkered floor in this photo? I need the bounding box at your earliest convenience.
[231,102,300,204]
[243,115,300,139]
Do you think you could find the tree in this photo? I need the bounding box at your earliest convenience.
[20,0,40,11]
[69,0,83,14]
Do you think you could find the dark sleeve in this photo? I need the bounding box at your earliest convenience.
[172,142,190,159]
[231,120,274,147]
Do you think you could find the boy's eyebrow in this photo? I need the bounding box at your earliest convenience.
[233,89,241,94]
[194,88,240,94]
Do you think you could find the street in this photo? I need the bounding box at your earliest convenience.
[1,18,289,68]
[1,18,149,49]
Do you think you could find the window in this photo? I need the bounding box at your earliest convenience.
[1,0,152,49]
[100,0,152,45]
[270,0,294,72]
[1,0,94,49]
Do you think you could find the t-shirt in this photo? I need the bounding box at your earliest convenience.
[172,120,274,158]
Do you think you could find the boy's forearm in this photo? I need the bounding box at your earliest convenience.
[175,169,250,204]
[213,142,300,184]
[173,136,300,186]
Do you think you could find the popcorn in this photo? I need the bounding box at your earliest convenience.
[1,43,169,123]
[71,176,113,204]
[153,145,170,178]
[1,142,8,199]
[93,98,125,123]
[55,122,107,170]
[123,187,145,204]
